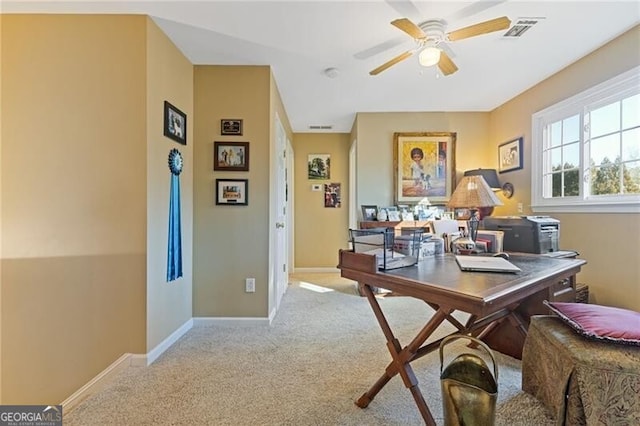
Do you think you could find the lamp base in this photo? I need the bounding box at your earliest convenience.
[467,209,480,241]
[478,206,494,219]
[453,237,476,254]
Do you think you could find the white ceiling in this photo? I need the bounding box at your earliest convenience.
[4,1,639,132]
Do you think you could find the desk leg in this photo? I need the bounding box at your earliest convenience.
[357,283,446,426]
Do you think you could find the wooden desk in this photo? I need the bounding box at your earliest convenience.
[337,250,585,425]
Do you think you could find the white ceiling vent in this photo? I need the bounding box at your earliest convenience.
[503,18,544,38]
[308,125,333,130]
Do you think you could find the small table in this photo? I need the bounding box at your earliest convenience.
[338,250,585,425]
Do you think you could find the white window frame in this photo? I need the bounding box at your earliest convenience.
[531,66,640,213]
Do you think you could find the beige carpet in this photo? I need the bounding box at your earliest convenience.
[64,273,554,425]
[289,272,361,295]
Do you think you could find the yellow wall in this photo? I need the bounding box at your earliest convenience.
[293,133,351,268]
[145,19,194,351]
[0,13,4,403]
[192,66,271,317]
[1,15,148,403]
[0,14,195,404]
[353,112,492,208]
[489,25,640,311]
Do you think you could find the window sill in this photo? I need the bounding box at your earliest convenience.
[531,201,640,214]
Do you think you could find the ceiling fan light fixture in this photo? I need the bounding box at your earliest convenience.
[418,46,441,67]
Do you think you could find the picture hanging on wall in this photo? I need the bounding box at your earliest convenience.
[498,137,524,173]
[163,101,187,145]
[214,141,249,171]
[221,119,243,136]
[216,179,248,206]
[324,182,341,208]
[308,154,331,179]
[393,132,456,204]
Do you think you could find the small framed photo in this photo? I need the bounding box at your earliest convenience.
[214,141,249,171]
[324,183,342,208]
[221,119,243,136]
[361,205,378,221]
[308,154,331,180]
[163,101,187,145]
[498,137,524,173]
[216,179,248,206]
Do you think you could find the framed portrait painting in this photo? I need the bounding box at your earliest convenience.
[163,101,187,145]
[393,132,456,204]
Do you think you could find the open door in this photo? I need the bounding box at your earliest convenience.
[273,114,288,310]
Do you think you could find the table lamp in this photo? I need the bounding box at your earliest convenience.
[447,175,503,242]
[463,168,501,218]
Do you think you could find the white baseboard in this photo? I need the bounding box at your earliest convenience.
[193,316,270,326]
[61,353,131,413]
[146,318,193,366]
[292,267,340,273]
[62,318,194,413]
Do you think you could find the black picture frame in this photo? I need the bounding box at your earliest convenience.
[216,179,248,206]
[361,205,378,221]
[214,141,249,171]
[221,119,243,136]
[498,137,524,173]
[163,101,187,145]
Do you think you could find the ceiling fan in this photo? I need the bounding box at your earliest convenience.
[369,15,511,76]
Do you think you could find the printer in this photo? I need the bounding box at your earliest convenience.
[482,216,560,254]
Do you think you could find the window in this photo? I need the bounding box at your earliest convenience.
[532,67,640,213]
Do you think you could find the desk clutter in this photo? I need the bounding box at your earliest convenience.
[349,228,436,270]
[359,215,570,257]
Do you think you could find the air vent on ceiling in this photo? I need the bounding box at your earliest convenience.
[308,125,333,130]
[503,18,543,38]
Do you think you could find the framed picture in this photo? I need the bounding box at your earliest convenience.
[221,119,243,136]
[324,183,341,208]
[361,205,378,221]
[214,141,249,171]
[164,101,187,145]
[393,132,456,204]
[216,179,248,206]
[498,137,524,173]
[308,154,330,179]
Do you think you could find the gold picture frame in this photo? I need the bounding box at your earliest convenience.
[393,132,456,204]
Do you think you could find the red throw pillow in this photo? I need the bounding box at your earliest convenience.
[544,301,640,347]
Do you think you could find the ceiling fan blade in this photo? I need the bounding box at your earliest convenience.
[354,37,406,60]
[391,18,426,40]
[439,42,457,59]
[385,0,421,20]
[447,1,507,22]
[370,50,414,75]
[437,50,458,76]
[447,16,511,41]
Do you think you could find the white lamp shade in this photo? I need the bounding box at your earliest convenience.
[418,47,441,67]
